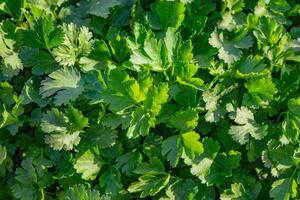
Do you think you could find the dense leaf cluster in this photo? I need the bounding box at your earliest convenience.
[0,0,300,199]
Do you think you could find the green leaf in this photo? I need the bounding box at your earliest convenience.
[11,158,39,200]
[169,109,198,132]
[165,179,196,200]
[21,78,48,107]
[131,159,170,196]
[63,184,101,200]
[235,55,266,78]
[147,0,186,31]
[270,178,297,200]
[0,145,7,165]
[74,150,103,181]
[23,17,64,49]
[127,107,154,139]
[228,106,267,145]
[181,131,204,160]
[209,30,253,64]
[162,135,182,167]
[128,173,170,198]
[99,166,123,196]
[66,106,89,132]
[41,107,87,150]
[19,47,59,75]
[87,126,118,149]
[0,81,14,106]
[144,82,169,116]
[87,0,120,19]
[40,67,84,106]
[116,150,142,176]
[282,98,300,144]
[244,77,277,107]
[41,108,67,133]
[129,37,168,72]
[189,138,220,182]
[52,23,94,67]
[0,0,23,19]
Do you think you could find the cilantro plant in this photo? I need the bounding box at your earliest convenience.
[0,0,300,199]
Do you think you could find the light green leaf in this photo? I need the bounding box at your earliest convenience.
[40,67,84,106]
[128,174,170,198]
[52,23,94,67]
[244,77,277,107]
[64,184,101,200]
[181,131,204,160]
[228,107,267,145]
[74,150,103,181]
[169,109,198,132]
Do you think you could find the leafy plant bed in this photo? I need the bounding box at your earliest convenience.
[0,0,300,199]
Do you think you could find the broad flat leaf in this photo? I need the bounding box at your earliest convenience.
[189,138,220,183]
[162,135,182,167]
[253,17,283,45]
[74,150,103,181]
[88,0,120,18]
[103,70,151,112]
[40,67,84,106]
[144,82,169,116]
[170,84,197,109]
[181,131,204,160]
[1,52,23,78]
[99,166,123,196]
[221,175,262,200]
[87,126,118,149]
[244,77,277,107]
[128,174,170,198]
[64,184,101,200]
[127,107,154,139]
[66,106,89,132]
[41,108,67,133]
[129,37,168,71]
[116,150,142,176]
[282,98,300,144]
[52,23,94,67]
[58,1,90,27]
[228,107,267,145]
[10,155,53,200]
[204,150,241,185]
[235,55,266,78]
[0,20,23,79]
[19,47,59,75]
[169,109,198,132]
[41,107,88,150]
[23,17,64,49]
[0,81,14,106]
[202,85,225,123]
[270,178,297,200]
[45,131,81,151]
[131,157,170,197]
[209,30,253,64]
[21,78,48,107]
[0,0,23,19]
[165,179,196,200]
[162,131,203,167]
[147,0,185,30]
